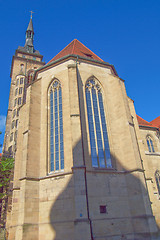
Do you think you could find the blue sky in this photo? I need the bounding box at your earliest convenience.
[0,0,160,151]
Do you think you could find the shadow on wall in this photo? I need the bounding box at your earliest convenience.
[48,148,160,240]
[48,68,159,240]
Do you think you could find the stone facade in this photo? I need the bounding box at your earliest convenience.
[3,19,160,240]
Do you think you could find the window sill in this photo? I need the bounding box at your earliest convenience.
[39,170,72,180]
[145,151,160,156]
[87,167,117,174]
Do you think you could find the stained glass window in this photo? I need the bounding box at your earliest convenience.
[49,80,64,172]
[85,79,112,168]
[146,136,155,153]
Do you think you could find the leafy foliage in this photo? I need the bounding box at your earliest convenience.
[0,157,14,199]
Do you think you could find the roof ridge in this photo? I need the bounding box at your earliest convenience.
[150,116,160,122]
[47,39,104,64]
[75,39,103,62]
[48,40,75,64]
[137,114,159,129]
[150,116,160,129]
[137,115,150,123]
[71,39,76,54]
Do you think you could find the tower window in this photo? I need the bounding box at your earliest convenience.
[19,87,23,94]
[20,78,23,84]
[16,79,19,86]
[14,99,17,107]
[10,133,13,142]
[15,88,18,96]
[15,119,18,128]
[17,109,19,117]
[18,97,22,105]
[85,79,112,168]
[49,80,64,172]
[146,136,155,152]
[13,109,16,118]
[20,64,24,71]
[27,71,34,84]
[11,121,15,129]
[14,131,18,141]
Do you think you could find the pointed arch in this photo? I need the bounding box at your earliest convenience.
[85,77,112,168]
[27,70,35,85]
[146,135,155,153]
[48,79,64,172]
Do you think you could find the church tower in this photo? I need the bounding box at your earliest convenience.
[3,16,45,157]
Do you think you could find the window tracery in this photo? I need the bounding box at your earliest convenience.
[146,136,155,153]
[49,80,64,172]
[85,78,112,168]
[27,71,34,85]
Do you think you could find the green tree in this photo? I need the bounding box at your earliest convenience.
[0,132,14,238]
[0,157,14,199]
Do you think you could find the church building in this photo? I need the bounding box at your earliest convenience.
[3,16,160,240]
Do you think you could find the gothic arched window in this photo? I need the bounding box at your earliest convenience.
[155,171,160,195]
[85,79,112,168]
[27,71,34,85]
[146,136,155,153]
[49,80,64,172]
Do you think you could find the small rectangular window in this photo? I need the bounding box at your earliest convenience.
[13,109,16,118]
[20,78,23,84]
[100,205,107,214]
[12,121,15,129]
[15,88,18,96]
[15,119,18,128]
[8,146,12,154]
[16,79,19,86]
[14,131,17,141]
[17,109,19,117]
[14,99,17,107]
[19,87,23,94]
[18,97,21,105]
[10,133,13,142]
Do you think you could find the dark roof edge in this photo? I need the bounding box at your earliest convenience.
[16,49,43,59]
[34,54,119,77]
[139,124,159,131]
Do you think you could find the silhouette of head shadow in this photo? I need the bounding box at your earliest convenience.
[48,145,159,240]
[47,69,160,240]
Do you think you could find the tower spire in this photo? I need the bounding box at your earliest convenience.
[30,10,34,19]
[24,15,34,53]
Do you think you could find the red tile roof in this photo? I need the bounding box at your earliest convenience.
[137,115,153,127]
[48,39,103,64]
[137,115,159,130]
[150,116,160,130]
